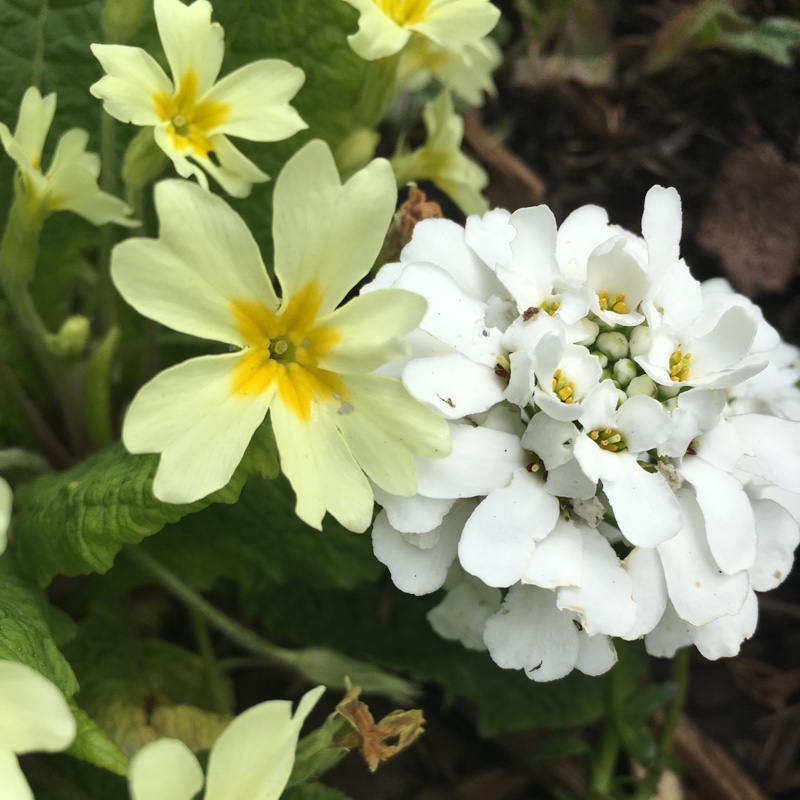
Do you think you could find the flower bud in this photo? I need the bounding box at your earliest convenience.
[613,358,637,388]
[591,351,608,369]
[334,128,380,180]
[122,127,169,197]
[103,0,147,43]
[628,325,651,358]
[49,315,91,358]
[658,382,681,400]
[626,374,657,398]
[595,331,629,361]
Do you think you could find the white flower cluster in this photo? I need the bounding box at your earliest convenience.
[367,186,800,681]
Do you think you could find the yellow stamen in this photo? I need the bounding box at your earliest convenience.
[541,299,560,316]
[230,281,344,421]
[153,68,230,159]
[597,289,627,314]
[668,349,692,382]
[588,427,627,452]
[374,0,432,25]
[551,368,576,405]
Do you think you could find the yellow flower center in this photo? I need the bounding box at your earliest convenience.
[551,368,575,404]
[669,349,691,382]
[598,289,627,314]
[374,0,433,25]
[589,428,626,452]
[153,68,229,159]
[229,281,344,421]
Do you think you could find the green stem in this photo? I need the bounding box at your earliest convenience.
[0,360,72,468]
[189,610,232,716]
[353,54,401,128]
[631,648,691,800]
[126,547,311,668]
[588,658,626,799]
[97,111,118,332]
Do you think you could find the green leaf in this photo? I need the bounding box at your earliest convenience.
[0,551,78,696]
[142,474,382,593]
[67,704,129,776]
[530,734,593,762]
[13,422,279,584]
[282,785,353,800]
[717,15,800,66]
[240,579,608,735]
[63,603,233,757]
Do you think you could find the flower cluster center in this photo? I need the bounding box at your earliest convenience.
[375,0,432,25]
[598,289,627,314]
[552,368,575,404]
[153,69,229,158]
[589,427,626,452]
[229,281,344,420]
[669,348,692,382]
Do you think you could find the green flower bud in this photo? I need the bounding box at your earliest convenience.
[50,315,91,359]
[595,331,629,361]
[334,128,380,180]
[628,325,651,358]
[658,382,681,400]
[591,350,608,369]
[122,127,169,197]
[613,358,638,388]
[103,0,147,43]
[626,374,658,398]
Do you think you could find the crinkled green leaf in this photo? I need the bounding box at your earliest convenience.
[64,603,233,757]
[0,551,78,695]
[240,580,608,735]
[142,474,382,593]
[14,422,279,584]
[67,704,129,776]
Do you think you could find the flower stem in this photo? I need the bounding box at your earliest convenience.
[588,657,626,798]
[660,646,689,753]
[97,109,119,332]
[189,610,232,716]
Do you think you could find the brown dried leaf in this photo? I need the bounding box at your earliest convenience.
[335,685,425,773]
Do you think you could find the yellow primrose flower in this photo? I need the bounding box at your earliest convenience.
[0,87,135,226]
[342,0,500,62]
[111,140,451,532]
[90,0,307,198]
[0,660,76,800]
[128,687,323,800]
[391,90,489,216]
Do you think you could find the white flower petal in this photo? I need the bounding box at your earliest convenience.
[687,589,758,660]
[89,44,172,125]
[0,661,75,754]
[521,517,583,588]
[273,140,396,314]
[205,686,324,800]
[372,487,454,534]
[271,400,373,533]
[690,306,757,375]
[557,528,636,637]
[111,179,277,345]
[644,602,691,658]
[680,456,756,574]
[544,459,597,500]
[657,489,749,626]
[404,217,501,301]
[521,414,578,470]
[372,501,475,595]
[344,0,411,60]
[427,579,502,651]
[459,467,560,587]
[0,478,12,556]
[202,60,306,140]
[463,208,514,272]
[154,0,224,95]
[415,424,526,499]
[750,498,800,591]
[575,634,617,676]
[641,185,681,279]
[556,204,613,286]
[732,414,800,493]
[484,584,579,682]
[123,353,273,505]
[129,739,204,800]
[393,262,503,366]
[615,395,672,453]
[10,87,56,165]
[402,353,504,419]
[624,547,668,640]
[410,0,500,48]
[199,134,269,197]
[603,453,681,547]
